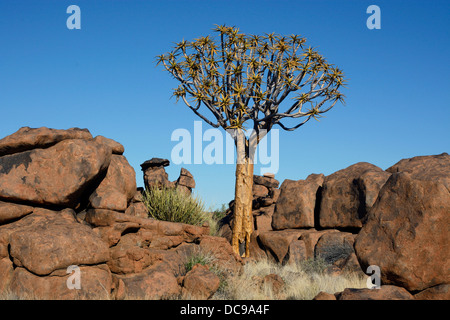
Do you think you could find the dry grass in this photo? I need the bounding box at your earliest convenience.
[212,257,367,300]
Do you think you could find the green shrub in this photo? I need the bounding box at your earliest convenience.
[205,204,226,236]
[299,256,330,275]
[142,186,209,226]
[184,250,217,273]
[315,242,354,265]
[211,204,228,221]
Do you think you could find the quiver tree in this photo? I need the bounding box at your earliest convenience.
[157,25,346,257]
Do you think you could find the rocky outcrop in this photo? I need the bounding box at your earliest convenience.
[0,126,447,300]
[217,153,448,300]
[0,127,241,300]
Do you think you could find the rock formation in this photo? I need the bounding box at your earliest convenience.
[0,127,241,300]
[140,158,196,194]
[217,153,449,299]
[0,126,448,300]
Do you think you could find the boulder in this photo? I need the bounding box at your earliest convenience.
[272,173,324,230]
[313,291,337,300]
[0,201,33,225]
[198,236,243,274]
[247,230,267,260]
[299,229,339,260]
[93,222,141,248]
[175,168,196,194]
[182,264,220,299]
[0,139,111,207]
[261,274,285,295]
[319,162,390,228]
[286,239,307,265]
[140,158,171,190]
[117,263,181,299]
[258,197,274,207]
[92,135,125,155]
[0,126,92,157]
[354,172,450,291]
[125,202,148,219]
[314,232,356,265]
[269,188,281,203]
[111,276,126,300]
[336,285,414,300]
[89,155,137,212]
[334,252,365,275]
[108,244,161,275]
[140,158,170,170]
[254,204,275,232]
[8,264,112,300]
[258,229,306,263]
[253,184,269,198]
[414,284,450,300]
[124,190,148,219]
[386,152,450,189]
[2,208,110,276]
[0,257,13,293]
[253,175,279,189]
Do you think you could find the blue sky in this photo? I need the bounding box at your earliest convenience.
[1,0,449,209]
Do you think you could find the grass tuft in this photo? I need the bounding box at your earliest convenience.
[142,186,209,226]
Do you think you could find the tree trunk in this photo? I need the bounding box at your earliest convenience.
[231,129,255,257]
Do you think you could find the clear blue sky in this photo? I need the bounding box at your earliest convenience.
[1,0,449,209]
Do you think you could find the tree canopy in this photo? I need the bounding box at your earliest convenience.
[157,25,346,134]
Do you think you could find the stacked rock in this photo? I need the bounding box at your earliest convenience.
[140,158,196,195]
[140,158,171,190]
[251,173,280,232]
[176,168,196,194]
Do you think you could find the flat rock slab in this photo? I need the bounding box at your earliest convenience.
[0,201,33,225]
[253,175,279,188]
[336,285,414,300]
[0,126,92,157]
[140,158,170,171]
